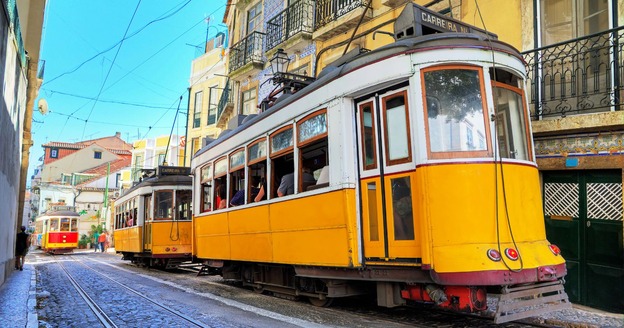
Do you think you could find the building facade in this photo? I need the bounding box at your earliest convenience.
[0,0,45,286]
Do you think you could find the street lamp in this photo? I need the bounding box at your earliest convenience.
[270,49,290,78]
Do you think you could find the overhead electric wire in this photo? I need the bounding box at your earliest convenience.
[42,89,176,110]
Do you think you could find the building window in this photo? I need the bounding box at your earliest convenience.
[242,88,257,115]
[247,2,262,34]
[193,91,203,128]
[116,173,121,188]
[158,153,166,165]
[207,86,218,125]
[539,0,608,46]
[94,151,102,159]
[50,148,59,158]
[192,137,200,156]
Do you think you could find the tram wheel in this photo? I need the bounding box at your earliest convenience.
[252,286,265,294]
[308,296,334,307]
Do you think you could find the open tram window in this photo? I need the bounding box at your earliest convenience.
[270,126,294,197]
[382,92,412,166]
[422,66,491,159]
[200,163,212,213]
[60,218,70,231]
[229,149,246,206]
[247,138,267,203]
[176,190,192,220]
[489,68,531,161]
[214,157,228,209]
[297,110,328,192]
[154,190,173,220]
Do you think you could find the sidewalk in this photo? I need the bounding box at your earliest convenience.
[0,264,37,328]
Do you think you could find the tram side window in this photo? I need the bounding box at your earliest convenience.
[154,191,173,220]
[71,219,78,232]
[248,138,267,203]
[214,157,227,209]
[297,110,328,192]
[200,164,212,213]
[271,126,294,197]
[60,218,70,231]
[144,195,152,222]
[490,68,530,161]
[50,218,59,232]
[176,190,192,220]
[229,149,245,206]
[423,67,489,159]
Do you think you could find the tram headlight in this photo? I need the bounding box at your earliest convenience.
[486,249,501,261]
[548,244,561,256]
[504,248,519,261]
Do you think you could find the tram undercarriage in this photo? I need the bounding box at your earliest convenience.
[205,261,569,323]
[121,252,192,269]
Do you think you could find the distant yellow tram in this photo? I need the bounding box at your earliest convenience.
[113,166,193,268]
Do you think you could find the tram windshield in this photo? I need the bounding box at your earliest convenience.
[60,218,70,231]
[70,218,78,232]
[492,86,530,160]
[49,218,59,231]
[154,190,173,220]
[176,190,192,220]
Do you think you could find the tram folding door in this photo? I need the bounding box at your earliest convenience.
[542,170,623,313]
[356,89,421,263]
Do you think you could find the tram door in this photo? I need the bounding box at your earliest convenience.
[356,89,420,262]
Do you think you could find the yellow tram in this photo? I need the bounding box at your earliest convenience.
[33,205,80,254]
[113,166,193,268]
[190,4,569,323]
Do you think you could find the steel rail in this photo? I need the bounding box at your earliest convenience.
[56,259,118,328]
[69,255,207,328]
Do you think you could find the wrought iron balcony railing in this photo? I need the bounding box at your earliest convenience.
[229,31,266,73]
[217,79,233,120]
[523,26,624,119]
[315,0,367,30]
[266,0,314,51]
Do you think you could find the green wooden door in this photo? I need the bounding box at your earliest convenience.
[543,170,623,313]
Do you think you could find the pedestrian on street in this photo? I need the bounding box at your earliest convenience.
[15,226,30,271]
[93,231,100,252]
[98,231,107,253]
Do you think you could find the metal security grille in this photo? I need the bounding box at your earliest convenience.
[544,182,579,217]
[587,183,623,221]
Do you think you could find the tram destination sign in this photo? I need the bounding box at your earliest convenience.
[157,165,191,176]
[394,3,497,40]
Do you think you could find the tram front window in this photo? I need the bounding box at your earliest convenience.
[423,68,489,158]
[70,219,78,232]
[49,218,59,231]
[60,218,70,231]
[154,191,173,220]
[176,190,192,220]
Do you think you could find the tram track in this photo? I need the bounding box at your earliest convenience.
[53,254,209,328]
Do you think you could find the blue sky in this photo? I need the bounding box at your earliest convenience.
[30,0,227,181]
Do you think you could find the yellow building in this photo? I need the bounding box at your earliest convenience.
[185,34,231,166]
[130,135,184,181]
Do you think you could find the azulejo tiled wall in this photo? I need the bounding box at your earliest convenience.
[534,132,624,158]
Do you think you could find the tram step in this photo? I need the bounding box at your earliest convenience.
[494,280,571,324]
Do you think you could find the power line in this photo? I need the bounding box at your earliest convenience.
[41,88,176,110]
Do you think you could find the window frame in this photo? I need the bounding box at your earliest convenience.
[269,125,294,159]
[247,137,267,165]
[381,90,413,166]
[229,147,246,172]
[491,81,533,161]
[241,87,257,115]
[358,101,378,170]
[94,151,102,159]
[296,109,328,148]
[421,65,492,160]
[213,156,228,178]
[50,148,59,158]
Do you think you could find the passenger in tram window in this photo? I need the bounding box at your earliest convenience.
[249,176,261,203]
[277,167,315,197]
[216,185,227,209]
[254,178,267,202]
[230,189,245,206]
[126,211,133,227]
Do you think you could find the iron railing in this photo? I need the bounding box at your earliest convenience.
[523,26,624,119]
[315,0,367,30]
[266,0,314,51]
[217,79,233,120]
[229,31,266,73]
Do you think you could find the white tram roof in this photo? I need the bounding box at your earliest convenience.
[193,32,520,160]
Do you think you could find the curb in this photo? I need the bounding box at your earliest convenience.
[27,265,38,328]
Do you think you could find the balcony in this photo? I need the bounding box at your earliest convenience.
[266,0,314,55]
[313,0,372,41]
[523,27,624,133]
[229,31,266,79]
[216,79,235,129]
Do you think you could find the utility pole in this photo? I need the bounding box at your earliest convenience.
[102,162,110,231]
